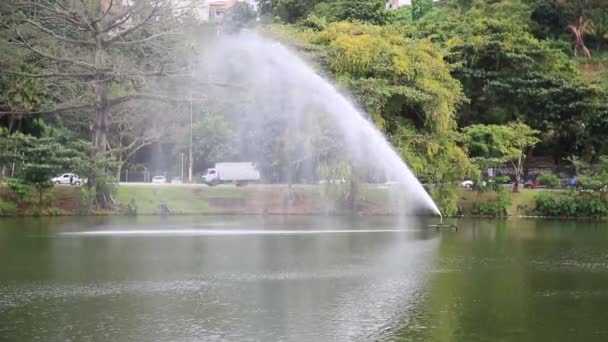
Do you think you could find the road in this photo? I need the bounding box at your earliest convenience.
[117,182,398,189]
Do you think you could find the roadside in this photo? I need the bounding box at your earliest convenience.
[0,183,396,216]
[3,182,607,218]
[0,182,544,217]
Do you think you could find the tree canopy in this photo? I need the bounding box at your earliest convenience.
[2,0,608,214]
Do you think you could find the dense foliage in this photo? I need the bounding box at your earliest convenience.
[3,0,608,216]
[272,22,475,212]
[535,190,608,217]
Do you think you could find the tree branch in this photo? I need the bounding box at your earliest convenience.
[43,1,95,32]
[111,30,176,46]
[104,1,162,44]
[0,92,212,116]
[101,9,132,33]
[19,17,95,46]
[127,135,160,158]
[0,103,92,115]
[93,0,113,25]
[0,69,96,80]
[14,29,102,71]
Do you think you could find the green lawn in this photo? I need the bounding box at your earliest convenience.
[115,185,246,214]
[457,187,552,216]
[0,182,560,217]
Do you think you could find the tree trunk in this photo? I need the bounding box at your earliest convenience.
[512,157,522,193]
[91,42,113,209]
[116,160,124,182]
[38,190,43,211]
[93,81,109,158]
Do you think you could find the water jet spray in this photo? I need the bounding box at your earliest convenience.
[199,33,442,216]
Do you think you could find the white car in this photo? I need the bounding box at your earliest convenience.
[171,177,182,184]
[152,176,166,184]
[461,180,474,188]
[51,173,82,185]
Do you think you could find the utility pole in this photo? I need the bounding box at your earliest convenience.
[181,153,184,182]
[189,98,193,183]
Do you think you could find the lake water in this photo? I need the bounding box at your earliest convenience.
[1,216,608,341]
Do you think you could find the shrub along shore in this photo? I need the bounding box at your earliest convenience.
[1,183,608,219]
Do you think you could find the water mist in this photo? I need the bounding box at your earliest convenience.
[197,33,441,217]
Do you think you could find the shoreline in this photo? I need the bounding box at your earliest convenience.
[0,185,605,220]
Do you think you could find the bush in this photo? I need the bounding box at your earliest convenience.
[5,178,32,203]
[534,190,608,217]
[473,187,511,217]
[578,198,608,217]
[44,207,67,216]
[0,201,18,216]
[26,207,42,217]
[78,188,94,215]
[577,175,605,191]
[42,193,54,207]
[537,173,560,188]
[493,176,512,184]
[301,14,328,31]
[127,197,138,216]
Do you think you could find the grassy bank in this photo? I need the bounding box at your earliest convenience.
[0,183,560,217]
[115,185,397,215]
[457,188,542,217]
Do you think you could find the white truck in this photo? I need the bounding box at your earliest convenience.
[202,162,261,186]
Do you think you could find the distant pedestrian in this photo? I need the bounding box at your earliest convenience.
[69,175,73,185]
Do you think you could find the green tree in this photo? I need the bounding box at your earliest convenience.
[0,128,21,194]
[412,0,433,20]
[17,136,72,209]
[465,122,540,192]
[180,113,236,173]
[414,16,605,159]
[225,2,258,33]
[1,65,47,132]
[306,0,391,25]
[0,0,187,208]
[259,0,324,23]
[280,22,474,213]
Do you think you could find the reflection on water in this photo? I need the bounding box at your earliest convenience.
[0,216,437,342]
[58,228,421,236]
[2,217,608,341]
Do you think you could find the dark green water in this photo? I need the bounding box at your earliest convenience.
[1,216,608,341]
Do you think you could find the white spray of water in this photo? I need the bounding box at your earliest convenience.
[199,33,441,216]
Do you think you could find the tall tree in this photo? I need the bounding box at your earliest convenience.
[224,2,258,33]
[0,0,186,207]
[465,122,540,192]
[177,112,236,175]
[272,22,474,213]
[16,134,78,209]
[414,16,605,159]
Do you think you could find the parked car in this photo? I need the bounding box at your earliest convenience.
[524,180,547,189]
[171,177,182,184]
[51,173,82,186]
[461,180,474,189]
[152,176,166,184]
